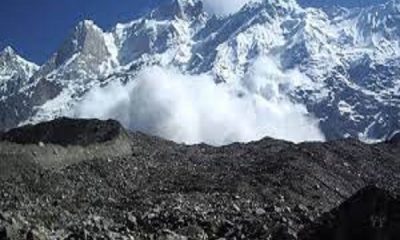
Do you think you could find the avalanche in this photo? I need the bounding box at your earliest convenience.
[1,0,400,144]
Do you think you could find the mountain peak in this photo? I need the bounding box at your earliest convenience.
[238,0,300,16]
[72,19,104,44]
[175,0,199,7]
[81,19,95,26]
[264,0,300,10]
[0,46,38,70]
[76,19,102,32]
[0,46,16,57]
[150,0,204,20]
[33,18,113,80]
[51,19,107,66]
[0,45,38,96]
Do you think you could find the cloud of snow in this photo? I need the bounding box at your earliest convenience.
[74,57,325,145]
[201,0,253,15]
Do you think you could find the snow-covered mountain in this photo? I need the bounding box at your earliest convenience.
[1,0,399,143]
[0,46,38,98]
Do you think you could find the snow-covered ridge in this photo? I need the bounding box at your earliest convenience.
[1,0,400,144]
[0,46,38,78]
[0,46,39,99]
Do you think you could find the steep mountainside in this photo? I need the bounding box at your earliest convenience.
[0,0,399,142]
[0,46,38,98]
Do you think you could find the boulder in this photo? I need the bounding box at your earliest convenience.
[0,117,124,146]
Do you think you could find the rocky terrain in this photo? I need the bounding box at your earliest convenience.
[299,186,400,240]
[0,118,400,239]
[1,0,400,143]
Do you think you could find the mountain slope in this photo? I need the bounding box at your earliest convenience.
[0,46,38,99]
[1,0,399,143]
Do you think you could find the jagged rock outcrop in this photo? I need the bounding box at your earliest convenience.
[0,117,124,146]
[34,20,116,80]
[0,118,132,171]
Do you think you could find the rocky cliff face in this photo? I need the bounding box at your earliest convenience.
[34,20,116,81]
[0,118,400,239]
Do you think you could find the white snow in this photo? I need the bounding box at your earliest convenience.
[3,0,400,143]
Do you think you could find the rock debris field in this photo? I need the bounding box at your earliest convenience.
[0,118,400,240]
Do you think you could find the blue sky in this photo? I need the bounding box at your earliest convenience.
[0,0,387,64]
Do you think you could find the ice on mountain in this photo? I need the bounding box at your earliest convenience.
[1,0,400,143]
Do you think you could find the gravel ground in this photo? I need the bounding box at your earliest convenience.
[0,118,400,239]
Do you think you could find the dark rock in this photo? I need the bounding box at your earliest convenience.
[272,226,297,240]
[0,117,124,146]
[0,225,7,240]
[388,131,400,144]
[299,186,400,240]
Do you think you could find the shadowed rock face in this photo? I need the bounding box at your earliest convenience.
[299,186,400,240]
[0,118,400,239]
[0,117,124,146]
[389,132,400,144]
